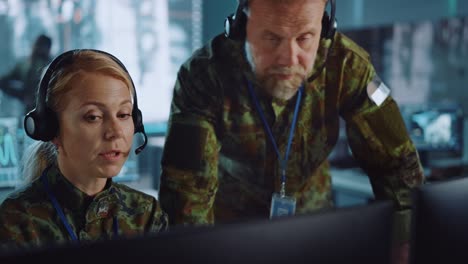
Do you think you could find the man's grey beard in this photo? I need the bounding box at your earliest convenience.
[244,42,305,101]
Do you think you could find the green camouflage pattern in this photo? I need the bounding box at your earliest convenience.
[0,166,168,250]
[159,32,424,243]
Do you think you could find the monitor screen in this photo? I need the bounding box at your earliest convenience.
[0,117,20,188]
[405,104,464,154]
[410,176,468,264]
[0,201,395,264]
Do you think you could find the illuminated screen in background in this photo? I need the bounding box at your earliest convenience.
[0,118,19,187]
[404,104,464,154]
[0,0,203,123]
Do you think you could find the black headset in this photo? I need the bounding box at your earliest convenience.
[24,49,148,155]
[224,0,337,41]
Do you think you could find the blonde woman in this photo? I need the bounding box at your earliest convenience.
[0,50,167,249]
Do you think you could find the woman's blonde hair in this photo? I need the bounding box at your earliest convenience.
[21,50,135,183]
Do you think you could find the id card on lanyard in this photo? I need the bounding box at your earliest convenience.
[246,80,303,219]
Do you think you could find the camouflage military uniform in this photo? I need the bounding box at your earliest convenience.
[0,165,168,250]
[160,32,424,243]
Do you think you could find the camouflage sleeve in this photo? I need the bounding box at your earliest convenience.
[159,60,221,226]
[339,60,424,245]
[146,197,169,233]
[0,199,34,249]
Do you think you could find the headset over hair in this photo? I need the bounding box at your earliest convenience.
[225,0,337,41]
[24,49,148,155]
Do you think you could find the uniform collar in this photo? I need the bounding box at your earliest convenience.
[45,165,118,216]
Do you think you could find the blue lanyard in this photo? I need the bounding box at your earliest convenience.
[41,168,119,241]
[246,80,304,194]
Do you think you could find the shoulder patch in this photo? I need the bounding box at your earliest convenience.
[367,75,390,106]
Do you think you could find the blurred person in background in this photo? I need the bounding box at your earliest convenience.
[0,34,52,116]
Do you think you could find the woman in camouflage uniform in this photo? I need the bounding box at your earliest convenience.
[0,50,167,250]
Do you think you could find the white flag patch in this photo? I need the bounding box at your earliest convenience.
[367,76,390,106]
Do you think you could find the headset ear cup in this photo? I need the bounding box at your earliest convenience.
[224,9,247,41]
[321,9,337,39]
[133,108,144,134]
[24,110,41,140]
[232,11,247,41]
[235,11,247,41]
[24,107,58,142]
[224,15,235,38]
[321,11,331,39]
[41,107,59,141]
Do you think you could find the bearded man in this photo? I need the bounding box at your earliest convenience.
[160,1,423,263]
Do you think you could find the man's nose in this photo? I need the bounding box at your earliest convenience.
[276,40,299,67]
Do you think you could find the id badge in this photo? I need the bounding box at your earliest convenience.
[269,192,296,219]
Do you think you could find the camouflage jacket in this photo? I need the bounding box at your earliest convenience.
[159,32,424,243]
[0,166,168,250]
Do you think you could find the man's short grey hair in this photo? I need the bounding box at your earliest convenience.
[243,0,328,14]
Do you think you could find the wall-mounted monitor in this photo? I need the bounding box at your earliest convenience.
[402,103,464,160]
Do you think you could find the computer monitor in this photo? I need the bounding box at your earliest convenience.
[410,176,468,264]
[0,117,21,188]
[405,104,463,154]
[402,103,464,169]
[0,201,395,264]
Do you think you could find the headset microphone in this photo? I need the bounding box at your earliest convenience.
[134,124,148,155]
